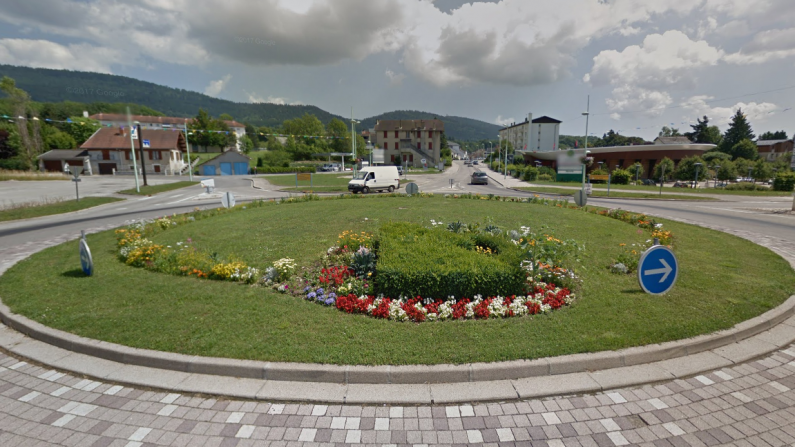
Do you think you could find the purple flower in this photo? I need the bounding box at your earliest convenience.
[307,292,317,300]
[316,288,325,295]
[317,294,326,303]
[324,297,336,306]
[303,286,311,293]
[327,292,337,300]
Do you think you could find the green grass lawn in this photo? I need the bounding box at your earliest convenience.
[264,174,352,192]
[0,197,123,222]
[118,181,199,196]
[517,187,717,201]
[530,180,792,196]
[1,196,792,365]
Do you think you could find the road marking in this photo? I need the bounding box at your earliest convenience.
[167,195,200,204]
[137,196,153,201]
[167,194,184,199]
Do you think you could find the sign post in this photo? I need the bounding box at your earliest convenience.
[221,191,236,209]
[638,245,679,295]
[69,166,83,202]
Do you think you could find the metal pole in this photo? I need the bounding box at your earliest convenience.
[137,124,149,187]
[582,96,590,197]
[660,165,665,196]
[126,107,140,193]
[351,107,357,178]
[504,138,507,179]
[75,179,79,202]
[184,123,193,181]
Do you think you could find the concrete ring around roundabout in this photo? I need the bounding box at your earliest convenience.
[0,219,794,405]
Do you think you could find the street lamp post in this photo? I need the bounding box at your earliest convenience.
[504,135,508,180]
[634,163,641,185]
[581,96,591,198]
[748,167,754,185]
[713,165,721,188]
[694,162,702,189]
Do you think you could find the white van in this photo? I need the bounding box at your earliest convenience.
[348,166,401,194]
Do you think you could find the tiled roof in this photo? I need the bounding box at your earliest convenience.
[89,113,245,129]
[38,150,89,160]
[80,127,186,151]
[756,139,791,146]
[373,119,445,131]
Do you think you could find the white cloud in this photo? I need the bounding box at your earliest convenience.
[605,85,673,119]
[725,28,795,64]
[495,115,515,126]
[385,70,406,86]
[617,27,642,37]
[0,38,125,73]
[204,75,231,97]
[682,95,778,128]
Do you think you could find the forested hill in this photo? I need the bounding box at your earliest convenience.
[359,111,501,141]
[0,65,502,140]
[0,65,343,128]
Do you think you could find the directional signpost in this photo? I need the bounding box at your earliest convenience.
[638,245,678,295]
[79,231,93,276]
[69,165,83,202]
[221,191,236,209]
[405,182,419,195]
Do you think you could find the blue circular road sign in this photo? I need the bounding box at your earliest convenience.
[637,245,678,295]
[79,239,94,276]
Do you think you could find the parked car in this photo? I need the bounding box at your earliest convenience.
[330,163,341,172]
[320,163,333,172]
[473,160,479,165]
[642,179,656,186]
[464,160,472,166]
[348,166,401,194]
[396,166,404,175]
[471,171,489,185]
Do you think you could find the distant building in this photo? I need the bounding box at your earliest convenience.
[80,126,188,175]
[756,139,793,161]
[373,119,444,167]
[89,113,246,152]
[499,113,561,153]
[38,150,92,174]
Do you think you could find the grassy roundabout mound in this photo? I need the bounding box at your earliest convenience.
[0,194,793,365]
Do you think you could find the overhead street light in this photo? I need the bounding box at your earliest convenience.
[694,162,702,189]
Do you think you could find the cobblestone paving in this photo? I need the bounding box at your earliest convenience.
[1,345,795,446]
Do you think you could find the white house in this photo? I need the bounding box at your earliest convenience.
[499,113,561,153]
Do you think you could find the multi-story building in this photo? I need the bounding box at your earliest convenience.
[373,119,444,167]
[79,126,188,175]
[89,113,246,152]
[756,139,793,162]
[499,113,561,153]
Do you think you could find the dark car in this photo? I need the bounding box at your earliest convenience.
[471,171,489,185]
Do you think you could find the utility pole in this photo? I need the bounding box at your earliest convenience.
[126,107,140,193]
[184,122,193,181]
[137,124,149,187]
[582,96,590,197]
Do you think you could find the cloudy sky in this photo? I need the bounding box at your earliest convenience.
[1,0,794,140]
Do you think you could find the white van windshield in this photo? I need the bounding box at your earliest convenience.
[353,171,370,180]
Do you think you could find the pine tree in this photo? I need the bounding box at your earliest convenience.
[686,116,711,143]
[720,109,755,156]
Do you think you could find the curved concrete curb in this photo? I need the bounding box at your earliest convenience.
[1,294,793,386]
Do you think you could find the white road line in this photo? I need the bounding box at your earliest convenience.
[167,194,184,199]
[167,195,200,204]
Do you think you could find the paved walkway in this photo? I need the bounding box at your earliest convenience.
[1,344,795,446]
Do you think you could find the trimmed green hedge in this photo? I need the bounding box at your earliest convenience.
[773,172,795,192]
[256,166,316,173]
[374,222,525,299]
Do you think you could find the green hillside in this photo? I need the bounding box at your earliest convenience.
[0,65,502,140]
[359,110,501,141]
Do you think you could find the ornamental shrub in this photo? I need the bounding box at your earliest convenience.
[375,222,526,299]
[522,166,539,181]
[725,182,769,191]
[611,169,632,184]
[773,172,795,192]
[538,174,553,181]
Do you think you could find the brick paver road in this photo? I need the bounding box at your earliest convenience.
[1,342,795,446]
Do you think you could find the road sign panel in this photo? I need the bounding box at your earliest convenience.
[79,238,93,276]
[221,191,236,209]
[638,245,678,295]
[143,139,151,148]
[405,182,419,195]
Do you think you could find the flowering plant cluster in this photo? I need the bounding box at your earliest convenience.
[594,209,676,275]
[332,281,573,322]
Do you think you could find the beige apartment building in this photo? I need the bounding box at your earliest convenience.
[373,119,444,167]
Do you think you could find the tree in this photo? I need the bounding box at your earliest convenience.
[43,126,77,150]
[218,113,235,121]
[630,162,644,183]
[730,139,758,161]
[720,109,755,154]
[189,108,237,151]
[733,157,754,178]
[673,156,708,181]
[702,151,732,164]
[659,126,681,137]
[752,159,773,181]
[716,161,737,181]
[759,130,788,140]
[325,118,349,154]
[63,116,100,145]
[239,135,254,154]
[0,76,43,169]
[244,123,260,148]
[653,157,675,181]
[685,116,722,144]
[0,123,20,160]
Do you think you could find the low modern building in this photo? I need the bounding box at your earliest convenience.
[499,113,561,154]
[196,151,250,176]
[756,139,793,162]
[373,119,444,167]
[38,150,92,174]
[89,113,246,152]
[524,143,716,181]
[80,127,188,175]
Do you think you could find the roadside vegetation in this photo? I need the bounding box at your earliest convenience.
[0,197,122,222]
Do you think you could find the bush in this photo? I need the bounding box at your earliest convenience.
[257,166,316,173]
[522,166,539,182]
[725,182,769,191]
[611,169,632,185]
[538,174,553,181]
[538,166,556,178]
[0,158,30,170]
[773,172,795,192]
[374,222,526,299]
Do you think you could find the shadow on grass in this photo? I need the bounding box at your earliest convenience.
[61,268,89,278]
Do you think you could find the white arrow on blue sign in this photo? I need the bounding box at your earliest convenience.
[637,245,678,295]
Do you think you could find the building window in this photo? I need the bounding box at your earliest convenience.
[384,142,389,150]
[409,154,414,162]
[383,131,387,138]
[429,131,433,138]
[405,131,410,138]
[391,155,395,162]
[125,151,131,160]
[152,151,161,160]
[429,142,433,150]
[394,131,399,138]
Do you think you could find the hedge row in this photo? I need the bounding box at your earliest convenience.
[374,222,526,299]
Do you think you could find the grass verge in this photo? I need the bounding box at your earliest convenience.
[0,197,123,222]
[0,170,70,181]
[516,187,717,201]
[118,181,198,196]
[1,196,792,365]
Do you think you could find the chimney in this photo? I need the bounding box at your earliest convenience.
[527,113,533,123]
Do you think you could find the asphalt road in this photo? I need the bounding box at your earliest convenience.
[0,164,792,254]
